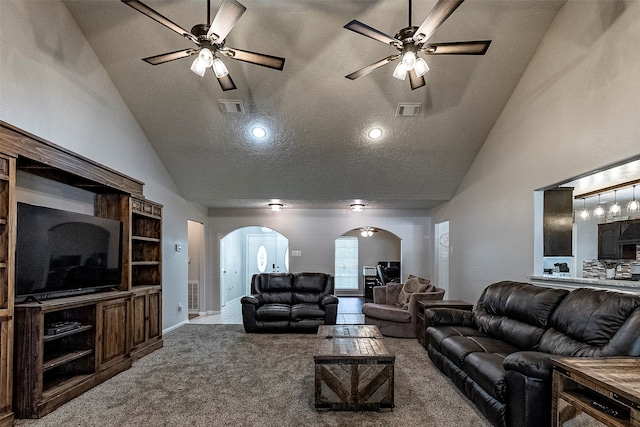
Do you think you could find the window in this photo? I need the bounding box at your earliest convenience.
[335,236,358,290]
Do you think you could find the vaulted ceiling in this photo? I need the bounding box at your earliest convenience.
[62,0,566,209]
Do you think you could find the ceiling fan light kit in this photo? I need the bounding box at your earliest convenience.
[122,0,285,91]
[344,0,491,90]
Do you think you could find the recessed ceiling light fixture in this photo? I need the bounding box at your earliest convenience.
[268,203,283,212]
[350,203,365,212]
[252,127,267,138]
[368,128,383,139]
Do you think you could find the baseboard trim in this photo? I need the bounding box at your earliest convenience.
[163,319,189,334]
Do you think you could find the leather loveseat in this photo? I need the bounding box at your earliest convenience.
[241,272,339,333]
[425,281,640,427]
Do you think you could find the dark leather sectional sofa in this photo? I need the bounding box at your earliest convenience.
[425,281,640,427]
[241,272,339,332]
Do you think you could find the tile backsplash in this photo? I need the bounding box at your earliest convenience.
[583,247,640,279]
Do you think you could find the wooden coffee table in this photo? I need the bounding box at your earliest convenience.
[314,325,395,411]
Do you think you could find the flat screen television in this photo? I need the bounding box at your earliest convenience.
[16,202,123,302]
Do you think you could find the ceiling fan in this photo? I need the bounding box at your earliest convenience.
[344,0,491,90]
[122,0,285,91]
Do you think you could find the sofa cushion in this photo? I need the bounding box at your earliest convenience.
[441,336,519,369]
[385,283,403,305]
[252,274,294,305]
[291,303,325,321]
[538,288,640,357]
[292,273,332,304]
[547,288,640,346]
[473,281,569,350]
[255,304,291,320]
[427,326,489,352]
[362,303,412,323]
[464,352,508,403]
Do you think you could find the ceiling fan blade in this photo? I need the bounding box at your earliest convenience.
[423,40,491,55]
[412,0,465,44]
[142,49,198,65]
[216,73,237,91]
[122,0,197,43]
[345,54,401,80]
[224,48,285,71]
[207,0,247,43]
[408,69,426,90]
[344,20,400,47]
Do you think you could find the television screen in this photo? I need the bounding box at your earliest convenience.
[16,202,123,301]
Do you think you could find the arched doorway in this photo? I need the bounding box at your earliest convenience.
[334,227,401,297]
[219,226,289,306]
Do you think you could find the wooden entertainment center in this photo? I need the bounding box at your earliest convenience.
[0,121,164,423]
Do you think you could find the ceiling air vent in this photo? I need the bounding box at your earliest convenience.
[218,99,245,113]
[396,102,422,116]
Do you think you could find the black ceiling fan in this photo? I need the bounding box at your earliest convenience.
[344,0,491,90]
[122,0,285,91]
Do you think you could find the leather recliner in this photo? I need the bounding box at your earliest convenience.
[425,281,640,427]
[241,272,339,333]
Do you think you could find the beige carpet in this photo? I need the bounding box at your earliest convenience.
[15,324,492,427]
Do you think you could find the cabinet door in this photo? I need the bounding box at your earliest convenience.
[148,291,161,340]
[98,299,129,367]
[544,188,574,256]
[598,223,620,259]
[132,293,147,347]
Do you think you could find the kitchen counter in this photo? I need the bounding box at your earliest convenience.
[529,275,640,294]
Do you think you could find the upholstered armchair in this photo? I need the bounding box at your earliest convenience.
[362,282,445,338]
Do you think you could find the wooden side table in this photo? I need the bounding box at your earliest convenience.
[551,357,640,427]
[416,299,473,348]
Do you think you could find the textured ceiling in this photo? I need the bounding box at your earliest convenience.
[62,0,566,209]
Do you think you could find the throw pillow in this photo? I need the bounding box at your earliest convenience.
[396,278,430,308]
[408,274,432,285]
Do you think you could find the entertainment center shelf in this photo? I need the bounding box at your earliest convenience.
[0,121,165,423]
[14,291,132,419]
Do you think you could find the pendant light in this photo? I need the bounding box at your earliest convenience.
[609,190,621,215]
[579,198,590,220]
[628,185,639,213]
[594,194,605,217]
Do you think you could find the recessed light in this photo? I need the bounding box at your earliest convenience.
[252,127,267,138]
[268,203,283,212]
[350,203,365,212]
[368,128,383,139]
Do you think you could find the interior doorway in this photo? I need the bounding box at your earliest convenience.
[434,221,450,296]
[220,226,289,306]
[187,220,205,318]
[334,227,401,297]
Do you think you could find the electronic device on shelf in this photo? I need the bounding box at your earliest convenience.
[591,400,622,418]
[45,321,82,336]
[16,202,123,302]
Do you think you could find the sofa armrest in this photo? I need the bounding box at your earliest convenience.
[241,294,264,306]
[503,351,556,380]
[320,294,339,307]
[425,307,474,327]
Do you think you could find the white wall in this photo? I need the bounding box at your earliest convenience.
[0,0,208,330]
[432,1,640,303]
[206,208,432,311]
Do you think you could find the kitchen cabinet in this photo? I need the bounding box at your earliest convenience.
[598,223,621,260]
[598,220,640,260]
[544,188,574,257]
